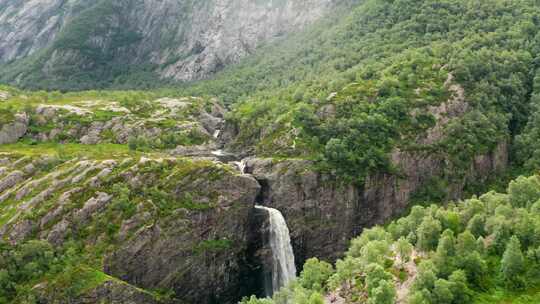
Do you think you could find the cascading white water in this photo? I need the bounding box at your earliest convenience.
[255,205,296,295]
[233,159,247,174]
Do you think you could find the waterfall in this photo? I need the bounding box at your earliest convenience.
[255,205,296,295]
[233,159,246,174]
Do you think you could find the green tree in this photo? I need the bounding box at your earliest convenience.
[501,236,525,289]
[433,230,456,277]
[433,279,454,304]
[366,263,393,298]
[408,290,429,304]
[416,216,442,251]
[412,261,438,293]
[456,231,477,253]
[299,258,334,292]
[308,292,325,304]
[395,237,413,264]
[455,251,487,289]
[466,214,485,237]
[368,279,396,304]
[448,270,472,303]
[507,176,540,208]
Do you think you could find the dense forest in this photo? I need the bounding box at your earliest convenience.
[185,0,540,183]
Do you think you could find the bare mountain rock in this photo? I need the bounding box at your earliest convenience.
[0,0,341,89]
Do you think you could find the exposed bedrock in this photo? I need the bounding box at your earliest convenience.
[243,141,508,266]
[103,173,261,304]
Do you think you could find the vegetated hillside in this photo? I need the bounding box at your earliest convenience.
[0,0,345,90]
[0,153,260,304]
[0,85,225,151]
[0,87,266,304]
[188,0,540,183]
[242,174,540,304]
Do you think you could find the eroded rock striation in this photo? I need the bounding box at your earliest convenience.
[0,154,260,303]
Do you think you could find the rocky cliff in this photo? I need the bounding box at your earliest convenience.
[0,154,260,303]
[240,77,509,266]
[0,0,340,89]
[0,88,227,152]
[243,140,508,268]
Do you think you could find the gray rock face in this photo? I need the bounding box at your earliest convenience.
[244,158,361,265]
[79,281,161,304]
[0,0,91,63]
[0,112,28,144]
[0,170,24,192]
[1,0,338,84]
[104,173,261,304]
[244,140,508,265]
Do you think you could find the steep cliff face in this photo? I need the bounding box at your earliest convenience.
[0,154,260,303]
[244,140,508,267]
[0,0,339,89]
[0,0,92,63]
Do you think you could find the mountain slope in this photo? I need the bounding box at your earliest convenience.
[188,0,540,185]
[0,0,342,90]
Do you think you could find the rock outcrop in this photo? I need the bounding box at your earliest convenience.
[77,280,162,304]
[0,112,28,144]
[0,95,225,150]
[104,171,260,303]
[0,154,261,304]
[37,279,162,304]
[244,158,359,265]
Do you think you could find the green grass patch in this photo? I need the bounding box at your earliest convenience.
[0,142,140,159]
[194,239,233,255]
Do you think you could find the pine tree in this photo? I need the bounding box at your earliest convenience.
[433,279,454,304]
[416,216,442,251]
[448,270,472,303]
[501,236,525,289]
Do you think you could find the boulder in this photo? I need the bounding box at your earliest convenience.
[0,113,28,144]
[0,170,24,192]
[0,90,9,101]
